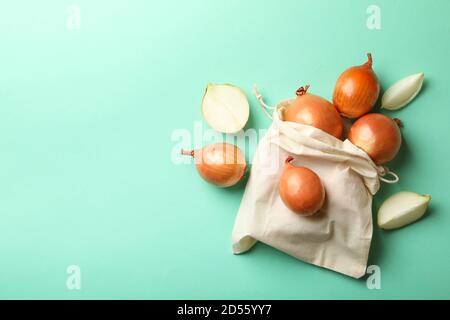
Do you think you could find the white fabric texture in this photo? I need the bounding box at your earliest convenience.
[232,103,392,279]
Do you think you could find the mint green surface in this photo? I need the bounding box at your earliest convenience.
[1,0,449,299]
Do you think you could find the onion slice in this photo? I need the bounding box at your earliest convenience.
[201,84,250,134]
[378,192,431,230]
[381,73,424,110]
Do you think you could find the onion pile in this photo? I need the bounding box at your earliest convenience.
[333,53,380,119]
[278,156,325,216]
[182,143,246,188]
[282,86,344,139]
[348,114,402,165]
[184,53,427,231]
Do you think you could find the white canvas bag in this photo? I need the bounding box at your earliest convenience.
[232,88,399,278]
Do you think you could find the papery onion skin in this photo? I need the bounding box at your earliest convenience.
[278,156,325,216]
[348,114,402,165]
[182,143,246,188]
[333,53,380,119]
[283,86,344,139]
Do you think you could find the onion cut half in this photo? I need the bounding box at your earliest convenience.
[201,84,250,134]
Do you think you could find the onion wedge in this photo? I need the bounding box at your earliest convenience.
[381,73,424,110]
[378,191,431,230]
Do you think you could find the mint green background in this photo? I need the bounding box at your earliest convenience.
[1,0,449,299]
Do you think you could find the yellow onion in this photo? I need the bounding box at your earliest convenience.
[182,143,246,188]
[348,114,402,165]
[333,53,380,118]
[282,86,344,139]
[278,156,325,216]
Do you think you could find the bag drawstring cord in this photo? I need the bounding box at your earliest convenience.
[379,167,400,184]
[253,85,275,120]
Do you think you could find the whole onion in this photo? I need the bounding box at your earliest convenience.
[333,53,380,119]
[182,143,246,188]
[278,156,325,216]
[282,86,344,139]
[348,114,402,165]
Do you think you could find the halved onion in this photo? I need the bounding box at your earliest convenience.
[201,84,250,134]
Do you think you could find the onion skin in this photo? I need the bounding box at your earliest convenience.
[333,53,380,119]
[283,86,344,139]
[278,157,325,216]
[182,143,246,188]
[348,114,402,165]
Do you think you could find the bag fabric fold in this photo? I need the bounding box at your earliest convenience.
[232,109,387,278]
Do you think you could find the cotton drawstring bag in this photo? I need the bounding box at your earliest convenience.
[231,87,399,279]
